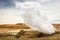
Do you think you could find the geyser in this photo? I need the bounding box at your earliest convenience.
[15,1,56,34]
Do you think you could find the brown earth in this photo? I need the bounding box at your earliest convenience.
[0,28,59,40]
[0,23,30,29]
[0,23,60,40]
[0,23,60,29]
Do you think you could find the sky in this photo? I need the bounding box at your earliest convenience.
[0,0,60,24]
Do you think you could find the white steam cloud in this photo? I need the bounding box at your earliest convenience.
[15,0,60,22]
[15,1,56,34]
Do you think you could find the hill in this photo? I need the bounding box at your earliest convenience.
[0,23,60,29]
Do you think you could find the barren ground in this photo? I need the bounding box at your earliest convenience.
[0,23,60,40]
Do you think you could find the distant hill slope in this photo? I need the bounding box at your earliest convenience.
[0,23,60,29]
[0,23,30,29]
[53,24,60,28]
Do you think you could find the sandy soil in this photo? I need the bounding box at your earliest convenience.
[0,28,59,40]
[0,23,60,40]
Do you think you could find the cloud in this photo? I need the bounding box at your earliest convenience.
[0,0,60,24]
[0,8,24,24]
[37,0,60,4]
[0,0,15,8]
[15,0,60,20]
[38,0,60,21]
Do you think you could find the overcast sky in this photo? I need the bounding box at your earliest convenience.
[0,0,60,24]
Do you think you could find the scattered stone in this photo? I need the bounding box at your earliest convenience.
[15,30,25,38]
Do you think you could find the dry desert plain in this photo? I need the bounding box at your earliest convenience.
[0,23,60,40]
